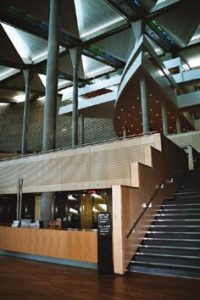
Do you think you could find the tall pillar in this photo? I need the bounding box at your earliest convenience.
[70,47,82,148]
[176,117,181,133]
[41,0,60,221]
[140,78,149,135]
[80,112,84,145]
[40,192,54,222]
[161,102,169,136]
[42,0,60,152]
[21,69,34,155]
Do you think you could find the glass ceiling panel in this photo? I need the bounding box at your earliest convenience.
[82,55,114,78]
[1,23,65,64]
[0,66,20,81]
[74,0,126,40]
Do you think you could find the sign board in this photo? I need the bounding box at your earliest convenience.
[97,213,113,274]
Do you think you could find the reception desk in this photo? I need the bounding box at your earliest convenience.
[0,227,97,268]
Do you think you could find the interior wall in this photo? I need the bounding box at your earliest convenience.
[0,100,116,153]
[0,134,160,194]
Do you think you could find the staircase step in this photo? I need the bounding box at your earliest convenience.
[152,219,200,226]
[157,208,200,213]
[129,261,200,279]
[164,199,200,206]
[138,245,200,256]
[155,213,200,220]
[133,252,200,267]
[146,231,200,240]
[143,237,200,247]
[150,225,200,232]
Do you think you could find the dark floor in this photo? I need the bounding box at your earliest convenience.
[0,256,199,300]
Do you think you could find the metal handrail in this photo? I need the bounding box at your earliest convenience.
[126,179,166,238]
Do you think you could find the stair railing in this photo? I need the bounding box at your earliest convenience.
[126,178,169,238]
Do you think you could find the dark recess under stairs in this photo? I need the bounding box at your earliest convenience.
[128,170,200,279]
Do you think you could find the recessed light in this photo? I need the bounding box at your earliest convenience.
[121,108,124,112]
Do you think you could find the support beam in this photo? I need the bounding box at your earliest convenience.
[42,0,60,152]
[161,102,169,136]
[140,78,149,135]
[21,69,34,155]
[70,47,82,148]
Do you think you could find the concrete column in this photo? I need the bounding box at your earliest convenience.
[42,0,60,152]
[40,192,54,222]
[21,69,34,155]
[176,117,182,133]
[70,47,82,148]
[41,0,60,221]
[161,102,169,136]
[80,112,84,145]
[140,78,149,135]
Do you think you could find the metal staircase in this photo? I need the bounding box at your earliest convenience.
[129,170,200,279]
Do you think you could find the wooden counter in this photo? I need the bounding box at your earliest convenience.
[0,227,97,264]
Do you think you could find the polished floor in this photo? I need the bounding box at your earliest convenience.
[0,256,199,300]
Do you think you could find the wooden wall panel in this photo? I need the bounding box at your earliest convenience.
[0,227,97,263]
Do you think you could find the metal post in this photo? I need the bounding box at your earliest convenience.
[21,69,34,155]
[161,102,169,136]
[140,78,149,135]
[41,0,60,222]
[42,0,60,152]
[176,117,181,133]
[80,112,84,145]
[70,47,82,148]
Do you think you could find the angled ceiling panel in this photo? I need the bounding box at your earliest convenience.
[0,24,23,64]
[58,54,85,80]
[93,28,135,61]
[155,0,200,46]
[74,0,125,40]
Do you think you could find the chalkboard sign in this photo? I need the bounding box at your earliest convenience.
[97,213,113,274]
